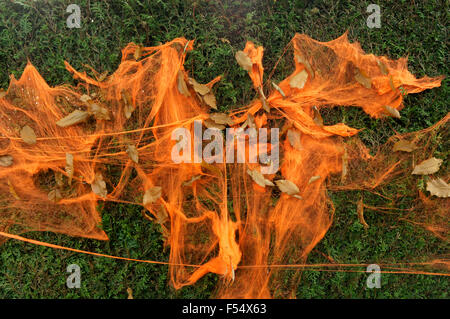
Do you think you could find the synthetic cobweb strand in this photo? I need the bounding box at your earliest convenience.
[0,33,447,298]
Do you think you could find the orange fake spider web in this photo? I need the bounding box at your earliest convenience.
[0,33,447,298]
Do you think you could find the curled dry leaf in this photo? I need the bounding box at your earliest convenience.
[0,155,13,167]
[426,178,450,198]
[65,153,74,186]
[143,186,162,206]
[48,189,62,203]
[55,171,63,187]
[261,97,270,113]
[289,69,308,89]
[210,113,234,126]
[188,78,210,96]
[393,140,417,152]
[308,175,321,184]
[88,103,110,120]
[377,60,389,75]
[204,119,225,130]
[247,169,274,187]
[287,129,302,150]
[312,106,323,127]
[271,82,286,98]
[154,206,169,225]
[134,45,143,60]
[79,94,92,103]
[275,179,300,196]
[126,145,139,163]
[56,110,89,127]
[91,172,107,198]
[235,50,252,72]
[8,179,20,200]
[256,86,270,113]
[177,70,191,97]
[354,68,372,89]
[20,125,36,144]
[121,89,135,119]
[357,198,369,229]
[389,76,396,92]
[182,175,202,186]
[202,93,217,110]
[412,157,443,175]
[295,54,314,79]
[384,105,401,119]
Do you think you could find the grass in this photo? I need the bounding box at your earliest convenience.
[0,0,448,298]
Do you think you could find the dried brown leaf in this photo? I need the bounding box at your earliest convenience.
[177,70,191,97]
[308,175,321,184]
[271,82,286,98]
[126,145,139,163]
[88,103,110,120]
[134,45,142,60]
[48,189,62,203]
[384,105,401,119]
[79,94,92,103]
[204,119,225,130]
[188,78,210,96]
[203,93,217,110]
[261,97,270,113]
[143,186,162,206]
[65,153,74,186]
[55,171,63,187]
[377,60,389,75]
[426,178,450,198]
[275,179,300,195]
[56,110,89,127]
[287,129,302,150]
[20,125,36,144]
[0,155,13,167]
[91,172,107,198]
[235,51,252,72]
[8,179,20,200]
[312,106,323,127]
[247,169,274,187]
[412,157,443,175]
[295,54,315,79]
[121,89,135,119]
[354,68,372,89]
[393,140,417,152]
[182,175,202,186]
[289,69,308,89]
[389,75,396,92]
[210,113,234,126]
[357,198,369,229]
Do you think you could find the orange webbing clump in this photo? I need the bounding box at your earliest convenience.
[0,33,446,298]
